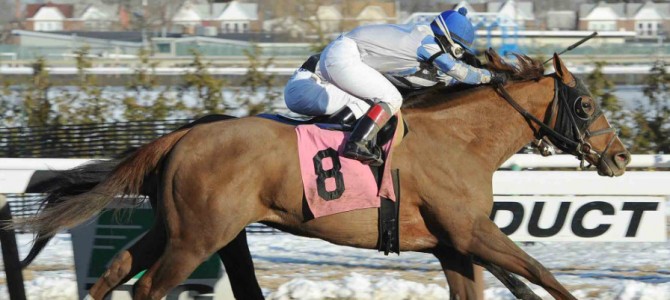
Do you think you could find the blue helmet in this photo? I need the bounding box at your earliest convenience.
[430,8,475,56]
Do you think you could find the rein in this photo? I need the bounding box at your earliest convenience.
[492,77,618,169]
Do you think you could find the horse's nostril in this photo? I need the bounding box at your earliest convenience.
[615,152,631,167]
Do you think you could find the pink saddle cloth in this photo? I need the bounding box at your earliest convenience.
[296,125,396,218]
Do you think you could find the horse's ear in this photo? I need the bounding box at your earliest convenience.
[485,48,506,70]
[485,48,495,64]
[553,53,576,87]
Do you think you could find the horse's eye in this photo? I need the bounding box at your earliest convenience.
[574,97,594,120]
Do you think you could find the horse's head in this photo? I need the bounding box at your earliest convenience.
[549,53,631,176]
[486,50,631,177]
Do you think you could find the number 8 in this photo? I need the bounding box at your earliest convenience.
[313,148,345,200]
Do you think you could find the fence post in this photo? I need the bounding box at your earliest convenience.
[0,195,27,300]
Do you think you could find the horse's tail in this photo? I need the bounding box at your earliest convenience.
[19,115,238,268]
[15,129,191,236]
[20,158,121,268]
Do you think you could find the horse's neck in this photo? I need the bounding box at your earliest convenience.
[404,77,555,174]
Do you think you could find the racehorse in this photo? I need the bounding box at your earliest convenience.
[21,116,538,299]
[17,51,630,300]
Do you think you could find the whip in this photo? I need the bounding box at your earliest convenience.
[542,31,598,65]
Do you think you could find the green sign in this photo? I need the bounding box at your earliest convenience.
[71,208,233,299]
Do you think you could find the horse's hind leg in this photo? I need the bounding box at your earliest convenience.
[456,214,575,300]
[133,177,252,299]
[132,226,246,300]
[217,230,264,300]
[434,246,480,300]
[87,222,165,299]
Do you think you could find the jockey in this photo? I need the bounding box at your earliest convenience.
[284,8,505,166]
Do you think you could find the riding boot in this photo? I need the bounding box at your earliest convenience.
[299,53,321,72]
[326,106,357,130]
[343,103,392,166]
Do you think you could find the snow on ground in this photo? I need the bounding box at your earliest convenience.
[250,235,670,300]
[1,229,669,300]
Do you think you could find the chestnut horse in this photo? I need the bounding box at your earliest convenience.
[19,52,630,300]
[21,118,538,300]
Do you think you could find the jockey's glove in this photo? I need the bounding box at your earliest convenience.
[490,72,510,86]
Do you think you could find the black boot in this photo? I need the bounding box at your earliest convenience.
[326,106,357,130]
[343,103,392,166]
[300,53,321,72]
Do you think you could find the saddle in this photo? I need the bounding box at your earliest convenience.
[258,113,408,150]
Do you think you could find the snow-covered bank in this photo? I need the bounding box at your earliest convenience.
[1,215,668,300]
[265,274,670,300]
[2,232,668,299]
[249,234,670,300]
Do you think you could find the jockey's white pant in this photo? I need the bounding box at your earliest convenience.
[320,36,403,115]
[284,36,403,118]
[284,69,371,118]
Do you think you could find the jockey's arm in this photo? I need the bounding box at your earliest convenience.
[417,36,492,85]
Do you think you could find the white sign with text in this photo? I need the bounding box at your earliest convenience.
[492,196,667,242]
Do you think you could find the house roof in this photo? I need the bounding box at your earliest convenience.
[73,0,117,19]
[26,3,74,19]
[632,1,670,20]
[172,1,257,22]
[580,1,625,20]
[173,1,204,22]
[217,1,258,21]
[489,0,534,21]
[77,4,119,21]
[580,1,670,22]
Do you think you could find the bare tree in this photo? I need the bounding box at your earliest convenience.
[0,0,16,29]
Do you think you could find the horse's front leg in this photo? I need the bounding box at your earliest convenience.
[473,257,542,300]
[434,246,542,300]
[438,211,576,300]
[433,246,481,300]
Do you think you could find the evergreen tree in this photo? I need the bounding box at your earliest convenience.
[181,49,227,115]
[633,60,670,153]
[54,46,113,124]
[23,57,54,127]
[240,43,280,115]
[585,61,633,145]
[123,48,186,121]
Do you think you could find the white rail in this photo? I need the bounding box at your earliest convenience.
[1,154,668,171]
[0,65,666,76]
[0,66,297,76]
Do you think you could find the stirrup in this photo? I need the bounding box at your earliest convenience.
[344,141,383,166]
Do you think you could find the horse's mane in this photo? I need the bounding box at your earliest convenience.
[402,49,544,109]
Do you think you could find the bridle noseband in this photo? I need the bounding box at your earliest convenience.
[493,75,619,170]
